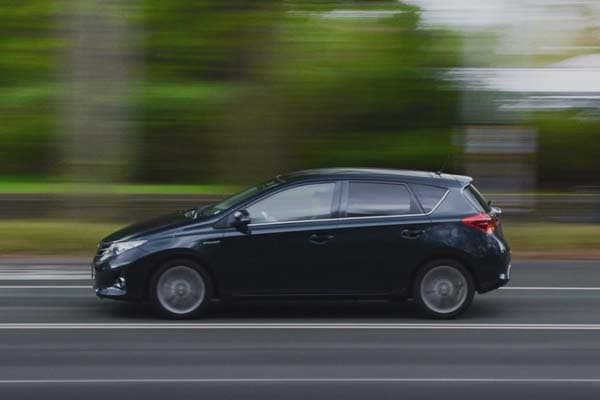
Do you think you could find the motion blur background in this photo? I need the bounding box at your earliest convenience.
[1,0,599,256]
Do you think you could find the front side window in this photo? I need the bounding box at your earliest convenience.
[201,179,282,216]
[247,183,336,224]
[345,182,417,217]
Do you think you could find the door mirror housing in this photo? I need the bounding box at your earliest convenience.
[232,209,251,228]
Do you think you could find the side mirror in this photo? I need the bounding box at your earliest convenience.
[232,209,251,228]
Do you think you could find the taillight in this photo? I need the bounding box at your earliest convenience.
[462,213,497,234]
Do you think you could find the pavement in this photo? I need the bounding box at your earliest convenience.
[1,259,600,399]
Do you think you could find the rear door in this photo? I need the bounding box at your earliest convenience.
[330,180,436,296]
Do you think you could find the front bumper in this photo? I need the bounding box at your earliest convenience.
[93,263,128,299]
[92,244,153,301]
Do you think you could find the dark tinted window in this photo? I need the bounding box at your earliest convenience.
[247,183,336,223]
[411,184,447,212]
[464,184,491,213]
[346,182,415,217]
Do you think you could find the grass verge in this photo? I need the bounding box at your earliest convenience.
[503,223,600,258]
[0,182,238,195]
[1,221,599,258]
[0,220,120,256]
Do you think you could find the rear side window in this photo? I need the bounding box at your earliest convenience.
[464,184,491,213]
[410,184,447,213]
[346,182,416,217]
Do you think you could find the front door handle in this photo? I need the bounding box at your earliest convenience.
[400,229,425,240]
[309,234,334,245]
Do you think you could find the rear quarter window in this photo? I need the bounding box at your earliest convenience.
[464,184,492,213]
[410,184,447,213]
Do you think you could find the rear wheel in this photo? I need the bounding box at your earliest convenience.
[413,260,474,319]
[150,259,212,319]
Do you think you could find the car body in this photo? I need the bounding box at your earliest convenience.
[93,168,511,318]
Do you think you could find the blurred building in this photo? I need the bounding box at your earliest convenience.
[408,0,600,198]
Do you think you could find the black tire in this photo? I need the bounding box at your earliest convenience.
[412,259,474,319]
[149,259,213,319]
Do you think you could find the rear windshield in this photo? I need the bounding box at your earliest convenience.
[464,184,491,213]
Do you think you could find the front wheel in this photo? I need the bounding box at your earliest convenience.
[413,260,474,319]
[150,259,212,319]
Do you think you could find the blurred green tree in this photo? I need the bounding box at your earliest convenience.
[0,0,60,178]
[0,0,462,185]
[138,0,462,183]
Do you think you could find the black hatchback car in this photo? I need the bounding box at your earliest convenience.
[93,168,510,319]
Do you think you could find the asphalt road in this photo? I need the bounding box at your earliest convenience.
[1,259,600,399]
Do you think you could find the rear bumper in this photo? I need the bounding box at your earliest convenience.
[477,260,511,294]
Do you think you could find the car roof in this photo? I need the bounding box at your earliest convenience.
[281,168,472,188]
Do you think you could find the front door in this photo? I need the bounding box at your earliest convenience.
[216,181,343,297]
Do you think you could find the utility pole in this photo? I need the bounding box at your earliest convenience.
[59,0,138,219]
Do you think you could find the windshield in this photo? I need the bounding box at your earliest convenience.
[200,178,283,216]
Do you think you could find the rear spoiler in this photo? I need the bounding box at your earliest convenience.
[437,172,472,188]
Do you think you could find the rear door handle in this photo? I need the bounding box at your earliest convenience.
[309,234,334,245]
[400,229,425,239]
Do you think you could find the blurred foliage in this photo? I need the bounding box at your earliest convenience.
[2,0,597,190]
[0,0,61,176]
[0,0,460,184]
[534,112,600,190]
[245,2,460,177]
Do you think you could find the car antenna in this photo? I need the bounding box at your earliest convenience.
[436,150,453,176]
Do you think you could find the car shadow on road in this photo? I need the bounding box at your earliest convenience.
[99,297,511,321]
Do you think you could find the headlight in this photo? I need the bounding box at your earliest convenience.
[99,240,147,262]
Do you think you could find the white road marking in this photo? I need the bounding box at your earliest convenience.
[0,378,600,384]
[501,286,600,291]
[2,285,600,291]
[0,286,91,289]
[1,323,600,330]
[0,275,89,280]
